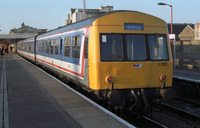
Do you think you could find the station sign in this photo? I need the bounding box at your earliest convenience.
[169,34,175,40]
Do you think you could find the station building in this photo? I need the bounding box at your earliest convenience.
[168,23,200,69]
[65,6,113,25]
[0,23,47,53]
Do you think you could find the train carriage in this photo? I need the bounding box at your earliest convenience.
[17,10,175,113]
[35,26,90,86]
[17,37,35,62]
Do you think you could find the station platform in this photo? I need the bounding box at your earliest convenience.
[173,69,200,83]
[0,54,133,128]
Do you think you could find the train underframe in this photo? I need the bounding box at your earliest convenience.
[94,87,176,116]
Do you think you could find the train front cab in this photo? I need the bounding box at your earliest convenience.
[88,11,175,108]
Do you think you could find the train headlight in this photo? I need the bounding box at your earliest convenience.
[106,76,113,84]
[160,74,166,82]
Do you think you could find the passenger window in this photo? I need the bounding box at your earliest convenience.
[25,43,28,51]
[46,40,50,54]
[50,40,54,54]
[72,35,81,58]
[28,43,31,51]
[41,41,44,53]
[55,39,59,55]
[31,42,33,52]
[100,34,123,61]
[39,41,42,53]
[43,41,47,53]
[23,44,25,50]
[148,35,168,60]
[126,35,146,61]
[23,43,26,51]
[37,41,40,52]
[64,37,71,57]
[29,42,33,52]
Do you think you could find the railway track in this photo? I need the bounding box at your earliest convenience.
[176,96,200,105]
[140,116,168,128]
[172,76,200,100]
[161,97,200,120]
[113,110,168,128]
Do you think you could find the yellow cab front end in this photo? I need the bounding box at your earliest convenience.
[88,11,174,104]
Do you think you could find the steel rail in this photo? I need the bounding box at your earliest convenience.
[176,96,200,106]
[142,116,168,128]
[161,102,200,120]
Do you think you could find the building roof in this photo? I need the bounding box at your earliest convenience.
[167,23,194,35]
[0,33,38,39]
[178,25,195,41]
[9,22,47,35]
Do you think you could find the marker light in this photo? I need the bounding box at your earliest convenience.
[106,76,113,83]
[160,74,166,81]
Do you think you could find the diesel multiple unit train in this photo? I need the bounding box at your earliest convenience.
[17,10,175,113]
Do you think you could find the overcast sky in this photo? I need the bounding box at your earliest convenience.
[0,0,199,34]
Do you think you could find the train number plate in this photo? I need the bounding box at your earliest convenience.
[158,62,168,66]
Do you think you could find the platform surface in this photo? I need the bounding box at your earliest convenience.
[173,69,200,83]
[0,54,131,128]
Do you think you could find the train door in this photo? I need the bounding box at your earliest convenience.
[34,41,37,62]
[34,37,37,63]
[84,36,89,86]
[34,35,40,63]
[59,37,63,61]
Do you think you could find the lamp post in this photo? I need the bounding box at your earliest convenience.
[83,0,86,20]
[157,2,173,35]
[157,2,175,67]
